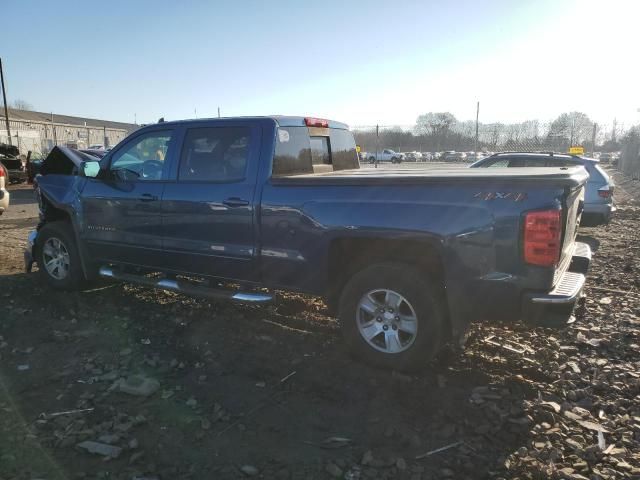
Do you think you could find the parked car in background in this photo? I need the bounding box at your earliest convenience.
[599,153,612,163]
[0,143,27,183]
[25,116,591,370]
[441,151,467,162]
[0,162,9,214]
[366,149,404,163]
[470,152,615,226]
[403,151,422,161]
[467,152,488,162]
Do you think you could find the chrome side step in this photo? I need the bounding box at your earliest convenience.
[98,266,273,303]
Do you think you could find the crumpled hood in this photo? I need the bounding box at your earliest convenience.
[39,146,94,176]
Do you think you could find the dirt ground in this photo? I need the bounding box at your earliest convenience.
[1,172,639,480]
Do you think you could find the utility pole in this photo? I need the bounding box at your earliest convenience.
[217,107,221,118]
[474,101,480,155]
[375,124,379,168]
[0,57,12,145]
[591,123,597,155]
[51,112,57,146]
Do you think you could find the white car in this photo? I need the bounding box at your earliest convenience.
[365,149,404,163]
[0,163,9,215]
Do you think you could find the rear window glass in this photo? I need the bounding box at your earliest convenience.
[273,127,312,175]
[310,137,330,165]
[273,127,358,176]
[329,129,358,170]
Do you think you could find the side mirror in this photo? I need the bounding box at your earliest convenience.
[82,161,101,178]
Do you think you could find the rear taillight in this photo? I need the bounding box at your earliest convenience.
[524,209,562,267]
[304,117,329,128]
[0,166,5,177]
[598,186,613,198]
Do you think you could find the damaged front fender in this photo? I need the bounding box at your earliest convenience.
[27,146,97,276]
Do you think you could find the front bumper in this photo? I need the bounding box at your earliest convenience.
[522,241,591,327]
[24,230,37,272]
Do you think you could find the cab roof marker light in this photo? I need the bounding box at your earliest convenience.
[304,117,329,128]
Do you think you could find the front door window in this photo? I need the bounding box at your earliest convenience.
[109,131,173,181]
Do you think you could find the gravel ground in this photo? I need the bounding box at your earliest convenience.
[0,170,638,480]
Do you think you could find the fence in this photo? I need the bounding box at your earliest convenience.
[0,117,133,159]
[352,120,622,157]
[619,128,640,179]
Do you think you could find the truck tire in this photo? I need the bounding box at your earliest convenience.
[36,221,84,291]
[339,262,445,371]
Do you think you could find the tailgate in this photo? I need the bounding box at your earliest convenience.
[554,184,585,285]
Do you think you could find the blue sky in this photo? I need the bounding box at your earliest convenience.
[3,0,639,127]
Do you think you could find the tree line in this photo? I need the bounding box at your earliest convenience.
[354,111,624,154]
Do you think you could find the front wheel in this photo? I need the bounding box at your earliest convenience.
[339,263,446,371]
[36,221,84,290]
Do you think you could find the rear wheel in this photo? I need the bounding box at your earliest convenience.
[36,222,84,290]
[339,263,446,371]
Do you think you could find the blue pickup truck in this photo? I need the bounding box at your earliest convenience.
[25,116,591,370]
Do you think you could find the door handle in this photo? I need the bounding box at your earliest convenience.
[223,197,249,207]
[139,193,158,202]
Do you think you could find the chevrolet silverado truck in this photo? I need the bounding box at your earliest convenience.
[24,116,591,370]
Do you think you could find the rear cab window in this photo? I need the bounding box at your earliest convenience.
[272,122,358,176]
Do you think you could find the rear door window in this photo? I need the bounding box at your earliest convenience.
[178,127,250,182]
[484,158,509,168]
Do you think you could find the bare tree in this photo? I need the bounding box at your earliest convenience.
[12,99,33,111]
[549,112,593,146]
[415,112,457,136]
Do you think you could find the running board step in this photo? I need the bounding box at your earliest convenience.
[98,266,273,303]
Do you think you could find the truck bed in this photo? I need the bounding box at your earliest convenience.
[272,166,589,187]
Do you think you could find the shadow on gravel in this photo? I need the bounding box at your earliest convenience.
[5,187,37,206]
[576,234,600,252]
[0,217,38,230]
[0,271,536,479]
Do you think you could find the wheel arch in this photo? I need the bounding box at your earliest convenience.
[327,236,450,335]
[37,192,93,280]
